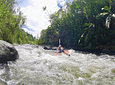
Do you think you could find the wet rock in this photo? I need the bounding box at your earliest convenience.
[0,40,19,63]
[44,46,48,49]
[52,47,57,50]
[44,46,57,50]
[102,48,111,54]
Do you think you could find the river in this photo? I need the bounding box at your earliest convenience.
[0,44,115,85]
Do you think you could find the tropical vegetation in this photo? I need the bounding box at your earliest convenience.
[0,0,38,44]
[1,0,115,53]
[38,0,115,53]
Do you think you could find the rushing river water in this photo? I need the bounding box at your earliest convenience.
[0,44,115,85]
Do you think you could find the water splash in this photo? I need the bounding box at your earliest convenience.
[0,44,115,85]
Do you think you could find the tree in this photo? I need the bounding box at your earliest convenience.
[0,0,37,44]
[39,0,115,50]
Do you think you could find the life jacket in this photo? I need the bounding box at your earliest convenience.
[59,47,61,53]
[59,47,64,53]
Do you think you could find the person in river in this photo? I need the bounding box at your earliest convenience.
[57,45,64,53]
[55,45,70,56]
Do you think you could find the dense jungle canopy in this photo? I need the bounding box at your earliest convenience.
[0,0,37,44]
[38,0,115,52]
[0,0,115,53]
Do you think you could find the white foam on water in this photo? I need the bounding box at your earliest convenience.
[0,44,115,85]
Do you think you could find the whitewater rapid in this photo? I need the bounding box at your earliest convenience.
[0,44,115,85]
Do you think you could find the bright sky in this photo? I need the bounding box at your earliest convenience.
[16,0,73,38]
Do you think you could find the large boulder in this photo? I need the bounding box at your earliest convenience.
[0,40,19,63]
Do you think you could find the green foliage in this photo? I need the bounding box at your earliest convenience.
[0,0,38,44]
[39,0,115,50]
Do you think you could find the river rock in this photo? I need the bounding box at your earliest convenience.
[0,40,19,63]
[102,48,111,54]
[44,46,57,50]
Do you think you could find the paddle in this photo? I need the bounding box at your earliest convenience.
[55,39,60,56]
[59,38,60,45]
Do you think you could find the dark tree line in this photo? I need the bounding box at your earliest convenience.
[38,0,115,52]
